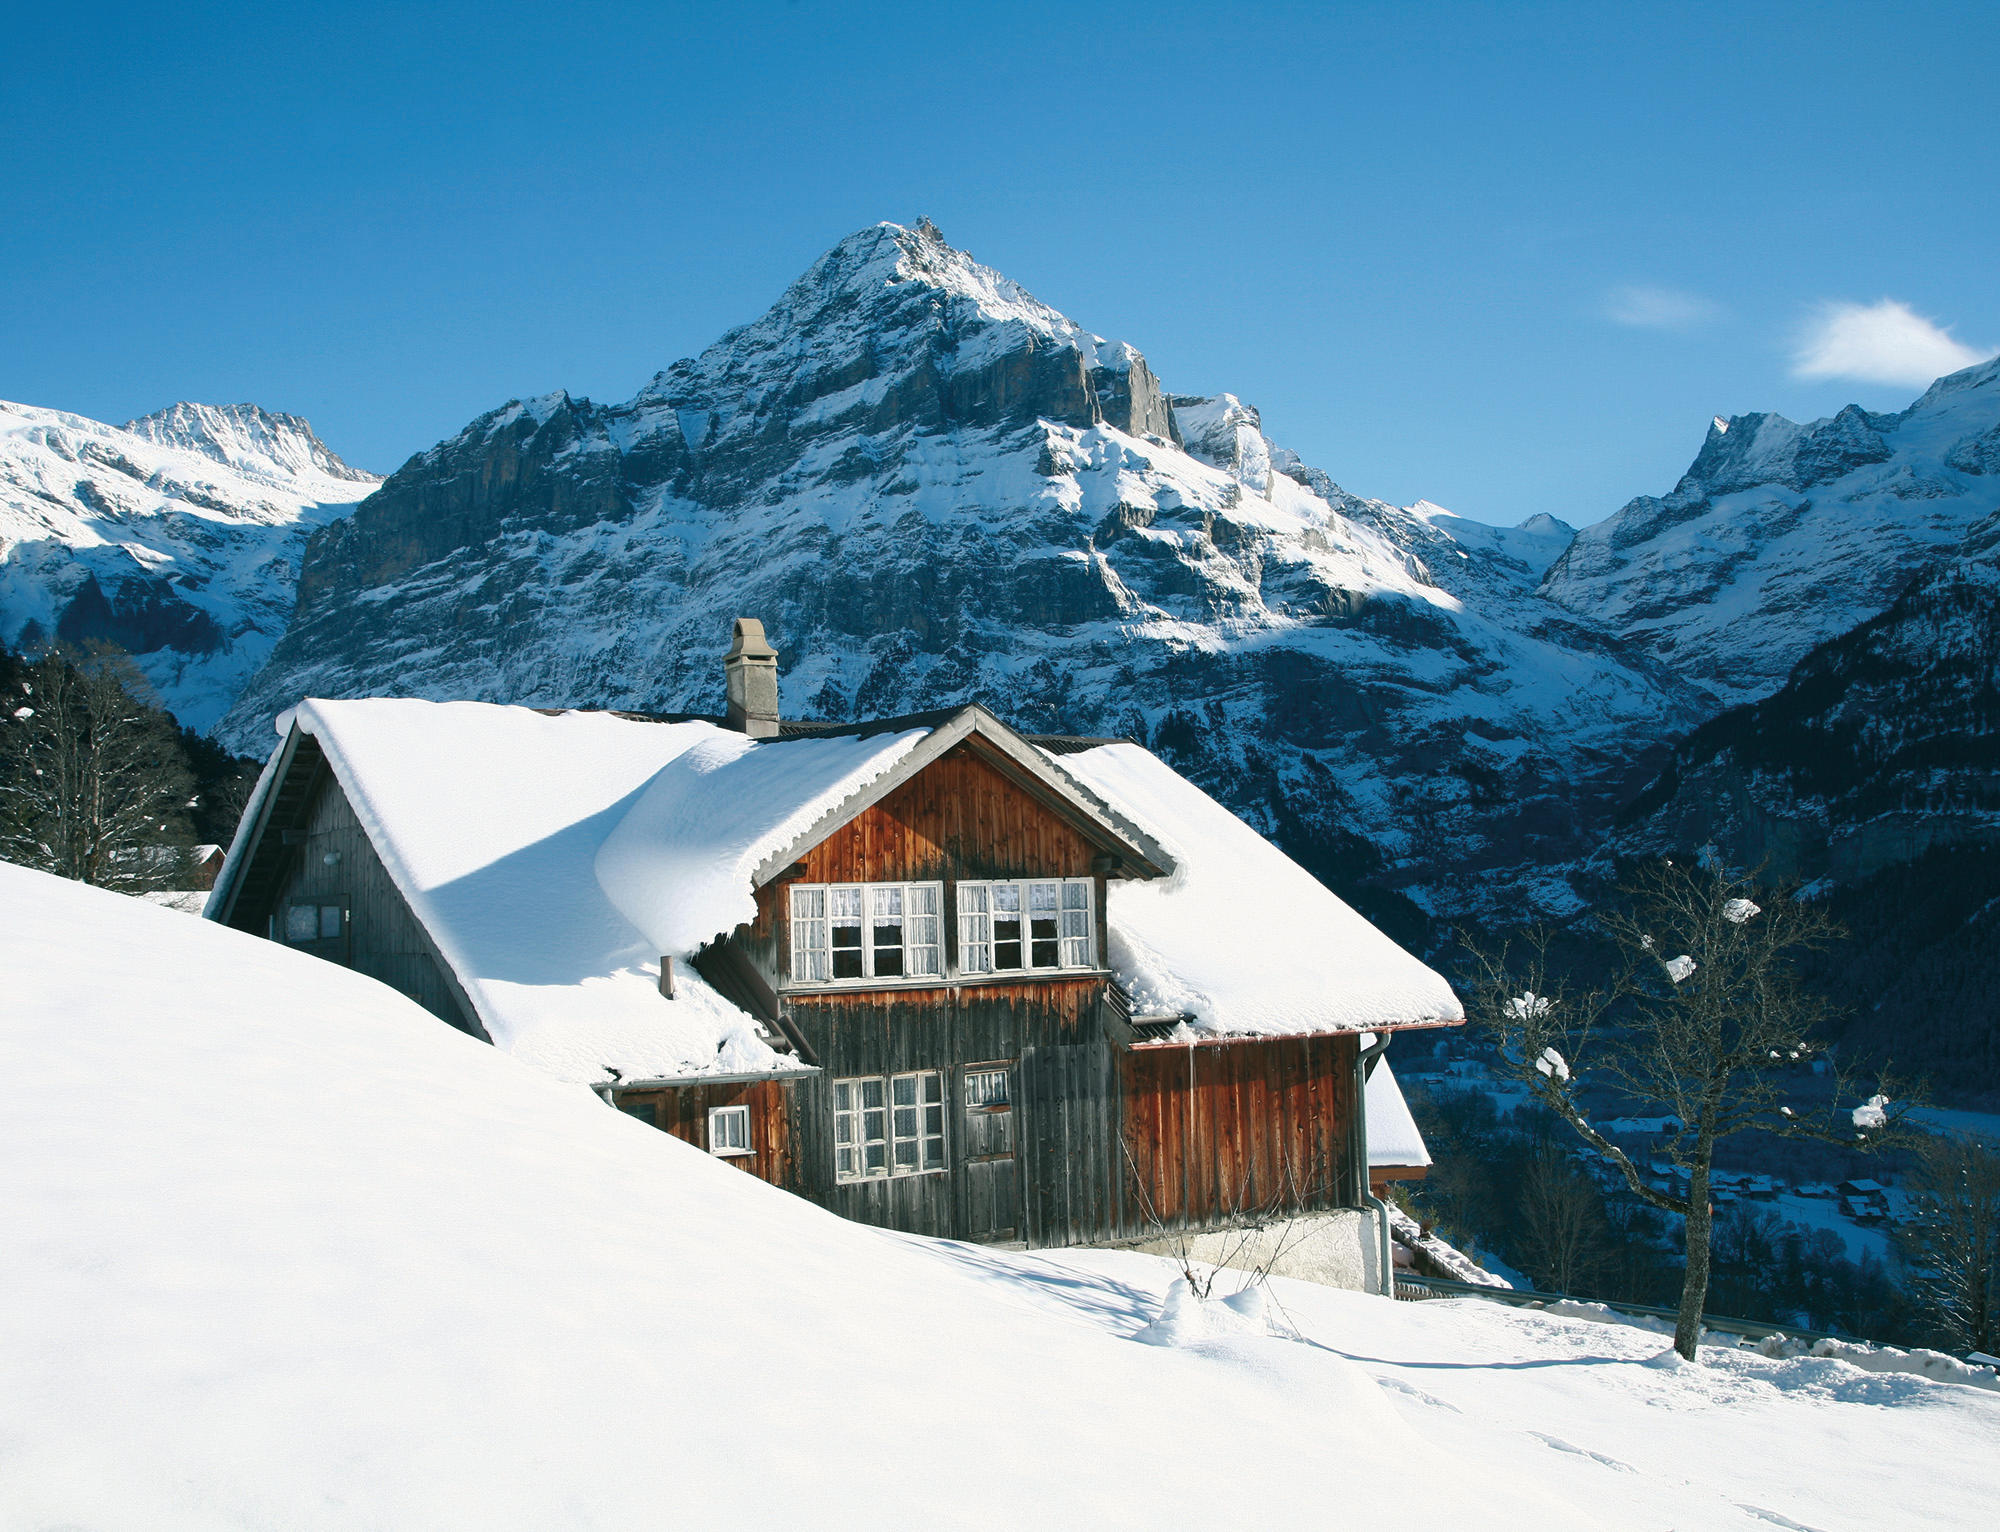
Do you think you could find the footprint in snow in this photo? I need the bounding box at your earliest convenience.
[1375,1375,1462,1413]
[1528,1431,1636,1472]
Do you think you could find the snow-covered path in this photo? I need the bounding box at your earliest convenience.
[3,862,1991,1530]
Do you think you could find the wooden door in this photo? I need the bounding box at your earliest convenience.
[958,1061,1019,1242]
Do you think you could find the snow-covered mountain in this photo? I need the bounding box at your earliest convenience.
[222,219,1699,917]
[0,400,378,732]
[1543,358,2000,708]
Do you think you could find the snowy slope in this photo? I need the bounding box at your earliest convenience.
[0,400,377,731]
[8,860,1995,1530]
[220,220,1694,916]
[1544,358,2000,708]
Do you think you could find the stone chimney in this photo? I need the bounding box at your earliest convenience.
[723,618,780,738]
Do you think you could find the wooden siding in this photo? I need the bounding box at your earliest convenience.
[737,742,1111,989]
[612,1080,799,1190]
[800,742,1098,883]
[1120,1033,1362,1227]
[778,980,1105,1242]
[260,769,483,1037]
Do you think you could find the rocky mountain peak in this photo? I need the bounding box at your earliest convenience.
[124,402,377,488]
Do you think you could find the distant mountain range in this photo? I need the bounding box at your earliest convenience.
[4,222,1997,978]
[0,400,377,732]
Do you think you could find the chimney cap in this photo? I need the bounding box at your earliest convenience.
[726,617,777,662]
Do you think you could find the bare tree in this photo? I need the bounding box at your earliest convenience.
[1515,1142,1613,1296]
[0,648,196,892]
[1897,1134,2000,1354]
[1463,857,1918,1360]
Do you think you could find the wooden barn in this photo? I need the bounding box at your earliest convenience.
[209,621,1459,1289]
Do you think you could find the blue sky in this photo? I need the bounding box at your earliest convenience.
[3,0,1995,525]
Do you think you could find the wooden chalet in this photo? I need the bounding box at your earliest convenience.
[209,621,1459,1287]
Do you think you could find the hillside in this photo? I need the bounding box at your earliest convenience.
[0,400,378,731]
[219,220,1697,920]
[6,858,1997,1529]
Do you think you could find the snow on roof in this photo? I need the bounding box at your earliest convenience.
[1366,1062,1431,1169]
[596,725,927,958]
[1056,743,1463,1036]
[220,698,1455,1082]
[275,699,800,1086]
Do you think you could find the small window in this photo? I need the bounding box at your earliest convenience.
[708,1104,754,1157]
[834,1072,944,1180]
[872,885,905,977]
[958,882,992,974]
[283,903,319,942]
[319,905,344,940]
[617,1100,658,1128]
[834,1076,888,1180]
[993,882,1023,970]
[790,886,830,981]
[830,886,865,979]
[964,1067,1010,1112]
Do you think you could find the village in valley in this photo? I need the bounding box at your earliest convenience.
[4,5,1999,1530]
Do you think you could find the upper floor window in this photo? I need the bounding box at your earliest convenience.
[958,878,1094,973]
[789,882,941,982]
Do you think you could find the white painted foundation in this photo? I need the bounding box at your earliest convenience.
[1122,1208,1384,1293]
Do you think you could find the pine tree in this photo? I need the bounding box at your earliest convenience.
[0,648,197,892]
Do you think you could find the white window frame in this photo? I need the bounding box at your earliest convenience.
[707,1103,754,1158]
[955,877,1096,975]
[787,881,943,983]
[833,1071,946,1181]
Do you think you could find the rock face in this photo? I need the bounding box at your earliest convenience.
[1541,358,2000,708]
[1620,507,2000,884]
[0,401,378,732]
[223,219,1700,919]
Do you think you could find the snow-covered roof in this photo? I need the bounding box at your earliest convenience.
[596,725,930,958]
[1366,1062,1431,1170]
[1057,743,1463,1037]
[213,697,1457,1087]
[229,699,802,1087]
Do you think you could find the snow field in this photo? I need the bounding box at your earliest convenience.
[5,861,1994,1530]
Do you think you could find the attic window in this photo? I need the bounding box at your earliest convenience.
[789,882,942,983]
[708,1104,753,1158]
[958,879,1094,974]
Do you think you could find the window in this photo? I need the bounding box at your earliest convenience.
[956,879,1095,973]
[834,1072,944,1181]
[964,1067,1010,1111]
[283,902,343,943]
[789,883,943,983]
[708,1104,753,1157]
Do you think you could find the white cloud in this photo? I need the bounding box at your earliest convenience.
[1604,284,1720,330]
[1791,298,1996,388]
